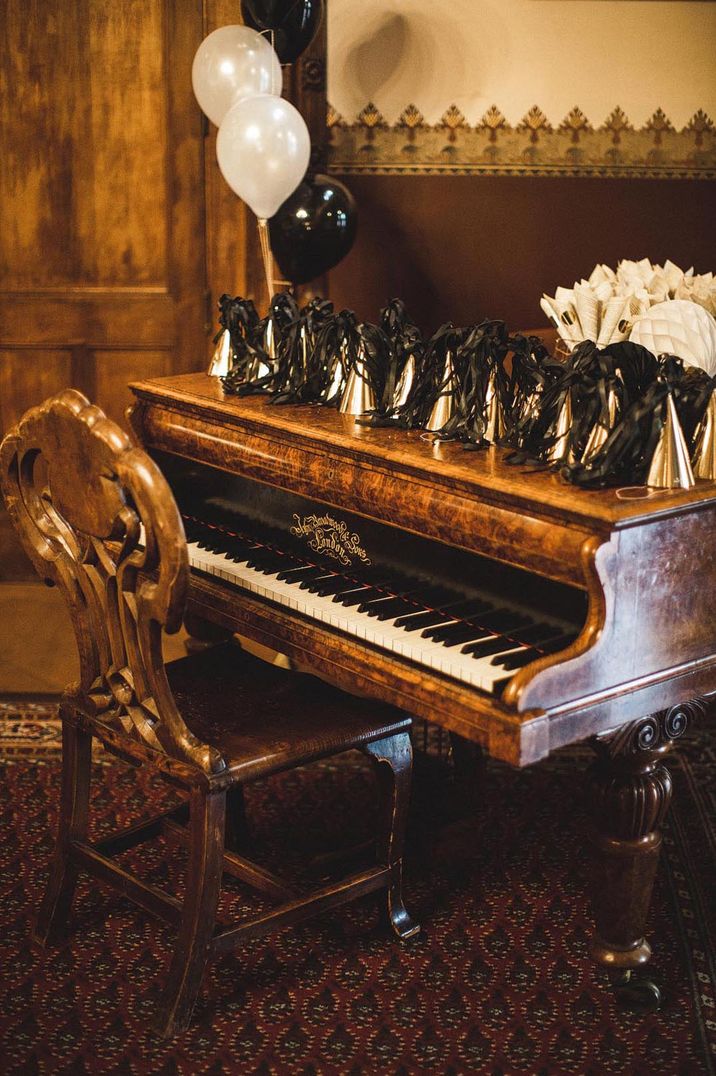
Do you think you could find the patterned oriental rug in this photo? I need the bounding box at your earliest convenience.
[0,700,714,1075]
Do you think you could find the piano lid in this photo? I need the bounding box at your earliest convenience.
[130,372,716,590]
[131,372,716,530]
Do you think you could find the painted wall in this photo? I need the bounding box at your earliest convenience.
[328,0,716,128]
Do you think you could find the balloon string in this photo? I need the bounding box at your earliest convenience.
[257,218,275,302]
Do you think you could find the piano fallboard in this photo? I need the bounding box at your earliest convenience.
[130,373,716,766]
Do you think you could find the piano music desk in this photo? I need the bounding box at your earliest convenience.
[131,372,716,1008]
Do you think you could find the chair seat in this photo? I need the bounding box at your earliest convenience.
[166,642,411,782]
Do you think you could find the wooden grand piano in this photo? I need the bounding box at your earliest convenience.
[130,370,715,1005]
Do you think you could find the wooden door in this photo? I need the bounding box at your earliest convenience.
[0,0,207,576]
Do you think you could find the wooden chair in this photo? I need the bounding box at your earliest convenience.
[0,390,419,1038]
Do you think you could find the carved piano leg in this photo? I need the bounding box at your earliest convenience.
[587,700,703,1010]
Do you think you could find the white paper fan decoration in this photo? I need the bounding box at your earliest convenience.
[629,299,716,375]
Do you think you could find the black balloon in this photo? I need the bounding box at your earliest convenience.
[240,0,324,64]
[269,174,357,284]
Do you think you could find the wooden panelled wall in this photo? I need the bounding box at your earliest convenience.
[0,0,325,445]
[0,0,207,438]
[0,0,329,576]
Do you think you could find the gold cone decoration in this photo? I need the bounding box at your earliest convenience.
[264,317,277,360]
[326,341,347,403]
[581,386,619,464]
[299,324,310,376]
[340,345,376,415]
[426,351,458,432]
[483,368,506,444]
[392,354,416,410]
[692,390,716,480]
[246,348,272,382]
[646,392,695,489]
[207,329,235,378]
[546,391,574,463]
[521,385,543,423]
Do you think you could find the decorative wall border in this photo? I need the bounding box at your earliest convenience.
[327,103,716,179]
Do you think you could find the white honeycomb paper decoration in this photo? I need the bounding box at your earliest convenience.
[629,299,716,376]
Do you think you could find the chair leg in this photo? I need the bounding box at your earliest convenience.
[225,785,249,852]
[155,786,226,1039]
[362,732,420,941]
[33,717,92,948]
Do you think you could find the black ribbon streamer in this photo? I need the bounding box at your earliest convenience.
[216,294,714,489]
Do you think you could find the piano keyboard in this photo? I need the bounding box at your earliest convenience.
[184,516,578,696]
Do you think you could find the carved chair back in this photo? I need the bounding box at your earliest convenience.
[0,390,223,773]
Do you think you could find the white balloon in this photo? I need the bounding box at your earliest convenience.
[216,95,311,220]
[192,25,282,128]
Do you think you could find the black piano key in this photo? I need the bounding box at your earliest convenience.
[535,632,577,654]
[370,597,425,621]
[491,632,576,671]
[425,622,488,645]
[505,622,561,646]
[461,634,521,659]
[331,574,395,603]
[312,574,355,596]
[277,564,325,583]
[358,587,426,616]
[435,598,495,619]
[491,677,512,697]
[492,647,540,671]
[422,606,526,642]
[247,549,292,573]
[474,610,534,634]
[337,586,390,608]
[394,609,455,630]
[440,626,499,648]
[299,569,339,591]
[330,584,372,605]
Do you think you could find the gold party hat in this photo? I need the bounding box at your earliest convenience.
[483,368,506,443]
[207,328,235,378]
[325,340,347,402]
[546,391,574,463]
[299,324,310,375]
[339,345,376,415]
[646,392,695,489]
[581,386,619,464]
[426,351,458,432]
[692,390,716,480]
[264,316,277,360]
[392,353,416,410]
[246,348,272,382]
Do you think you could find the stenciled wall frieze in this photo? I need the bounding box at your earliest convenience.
[327,103,716,179]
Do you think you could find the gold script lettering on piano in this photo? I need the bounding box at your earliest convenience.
[290,512,371,567]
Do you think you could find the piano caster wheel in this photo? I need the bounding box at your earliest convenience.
[611,970,662,1012]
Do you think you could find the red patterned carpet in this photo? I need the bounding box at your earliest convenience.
[0,701,714,1075]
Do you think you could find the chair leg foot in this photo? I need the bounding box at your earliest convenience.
[154,788,225,1039]
[362,732,420,942]
[33,721,92,948]
[388,869,421,941]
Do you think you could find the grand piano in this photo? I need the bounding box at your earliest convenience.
[130,370,715,1005]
